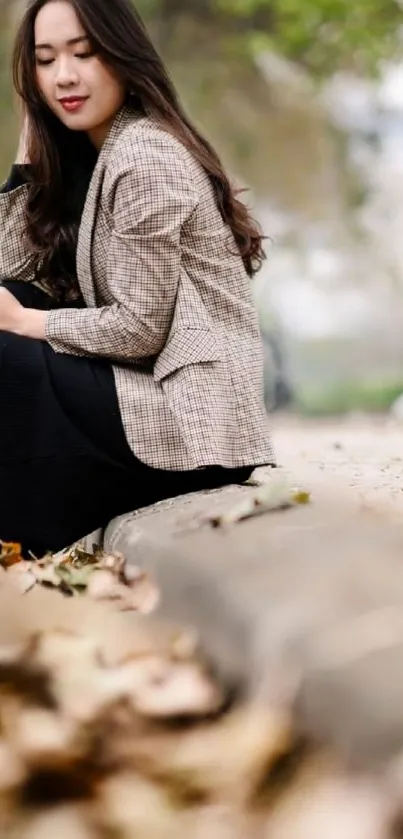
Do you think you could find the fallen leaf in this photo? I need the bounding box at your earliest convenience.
[6,564,36,594]
[15,806,97,839]
[86,570,117,600]
[32,563,61,587]
[291,488,311,505]
[33,629,99,671]
[118,655,224,719]
[11,709,77,766]
[55,564,97,594]
[122,564,143,585]
[124,572,160,614]
[0,740,25,790]
[87,568,160,614]
[0,541,24,567]
[209,481,311,527]
[99,552,125,574]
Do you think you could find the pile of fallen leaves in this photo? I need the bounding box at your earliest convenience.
[0,579,395,839]
[0,579,299,839]
[0,576,225,837]
[0,541,159,613]
[0,479,401,839]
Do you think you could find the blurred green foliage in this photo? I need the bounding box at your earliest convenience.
[0,14,16,172]
[296,377,403,415]
[137,0,403,74]
[1,0,402,184]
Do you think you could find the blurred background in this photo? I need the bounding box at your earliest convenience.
[2,0,403,417]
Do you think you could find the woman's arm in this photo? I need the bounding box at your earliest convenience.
[0,181,36,283]
[0,115,37,282]
[15,133,199,358]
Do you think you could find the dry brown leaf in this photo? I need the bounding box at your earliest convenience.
[6,563,36,595]
[122,572,160,614]
[0,541,160,616]
[0,740,25,790]
[209,482,311,527]
[32,561,63,587]
[98,551,125,574]
[0,641,30,664]
[117,707,292,803]
[32,629,100,670]
[42,660,124,723]
[86,570,117,601]
[96,772,180,839]
[11,709,77,766]
[87,568,160,614]
[0,541,24,567]
[12,806,98,839]
[123,654,224,719]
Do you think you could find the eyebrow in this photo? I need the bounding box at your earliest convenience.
[35,35,89,50]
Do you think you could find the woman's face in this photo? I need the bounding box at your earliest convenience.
[34,0,126,149]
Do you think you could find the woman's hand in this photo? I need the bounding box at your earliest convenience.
[0,288,46,340]
[0,288,25,332]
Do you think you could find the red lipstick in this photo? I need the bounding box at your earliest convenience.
[59,96,88,112]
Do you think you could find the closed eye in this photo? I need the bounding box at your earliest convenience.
[35,51,94,66]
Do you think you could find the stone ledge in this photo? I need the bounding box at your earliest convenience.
[101,464,389,571]
[103,477,261,556]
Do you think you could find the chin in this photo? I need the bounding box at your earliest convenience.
[57,113,92,132]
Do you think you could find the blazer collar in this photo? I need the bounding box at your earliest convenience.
[97,103,143,164]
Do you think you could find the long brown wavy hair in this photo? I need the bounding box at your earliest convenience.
[13,0,266,302]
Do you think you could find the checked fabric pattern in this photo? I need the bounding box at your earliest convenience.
[0,107,274,471]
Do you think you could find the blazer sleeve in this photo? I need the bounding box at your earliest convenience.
[45,134,199,360]
[0,166,37,282]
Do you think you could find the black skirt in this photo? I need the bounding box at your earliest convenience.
[0,281,251,556]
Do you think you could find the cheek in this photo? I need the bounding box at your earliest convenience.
[35,69,51,104]
[95,61,125,106]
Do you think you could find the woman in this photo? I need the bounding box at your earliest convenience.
[0,0,274,557]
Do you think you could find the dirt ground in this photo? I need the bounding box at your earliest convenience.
[271,413,403,516]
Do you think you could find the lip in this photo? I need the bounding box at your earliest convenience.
[58,96,88,112]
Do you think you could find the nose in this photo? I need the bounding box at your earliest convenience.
[55,56,79,88]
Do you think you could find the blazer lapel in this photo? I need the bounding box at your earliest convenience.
[76,105,142,306]
[76,158,105,306]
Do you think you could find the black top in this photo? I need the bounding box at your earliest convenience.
[1,164,32,193]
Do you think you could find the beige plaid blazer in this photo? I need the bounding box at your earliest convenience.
[0,106,274,470]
